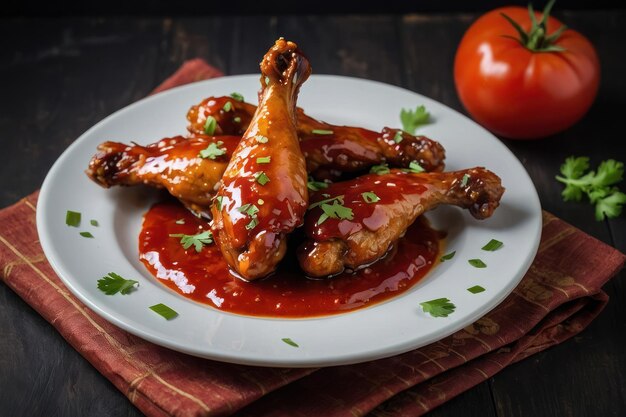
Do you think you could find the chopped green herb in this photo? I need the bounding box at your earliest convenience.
[312,129,334,135]
[233,116,241,123]
[238,203,260,217]
[482,239,503,251]
[419,298,456,318]
[90,219,99,227]
[370,164,390,175]
[400,105,431,135]
[255,135,269,144]
[257,156,271,164]
[468,259,487,268]
[309,195,344,210]
[215,196,223,211]
[203,116,218,135]
[222,101,232,112]
[467,285,486,294]
[361,191,380,203]
[97,272,138,295]
[255,171,270,185]
[199,141,226,160]
[282,337,299,347]
[317,200,354,225]
[169,230,214,252]
[80,231,94,238]
[556,156,626,221]
[460,174,470,187]
[265,76,270,86]
[307,177,329,191]
[403,161,424,174]
[230,92,244,102]
[245,217,259,230]
[66,210,81,227]
[393,130,404,143]
[175,218,185,225]
[149,303,178,320]
[440,251,456,262]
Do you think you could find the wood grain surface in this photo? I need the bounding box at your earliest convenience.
[1,11,624,417]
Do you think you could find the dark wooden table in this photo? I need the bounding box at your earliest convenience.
[1,11,624,417]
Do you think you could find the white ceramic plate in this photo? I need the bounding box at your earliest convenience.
[37,75,541,367]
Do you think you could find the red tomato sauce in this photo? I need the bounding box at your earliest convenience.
[139,200,442,318]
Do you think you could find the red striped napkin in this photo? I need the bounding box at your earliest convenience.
[0,60,623,416]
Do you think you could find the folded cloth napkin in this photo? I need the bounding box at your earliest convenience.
[1,61,624,417]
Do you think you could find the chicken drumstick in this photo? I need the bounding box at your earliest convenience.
[298,168,505,277]
[211,39,311,280]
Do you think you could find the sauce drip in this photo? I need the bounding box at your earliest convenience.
[139,200,442,318]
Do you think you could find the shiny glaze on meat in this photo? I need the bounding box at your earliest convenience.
[188,97,446,175]
[210,39,311,280]
[85,135,239,216]
[140,199,441,317]
[298,168,504,277]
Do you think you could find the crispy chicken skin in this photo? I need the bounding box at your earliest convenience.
[210,39,311,280]
[85,135,239,216]
[188,97,446,175]
[298,168,505,278]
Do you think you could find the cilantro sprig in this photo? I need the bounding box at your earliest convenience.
[199,141,226,159]
[307,177,330,191]
[309,195,354,225]
[169,230,214,252]
[420,298,456,318]
[556,157,626,221]
[400,105,430,135]
[97,272,138,295]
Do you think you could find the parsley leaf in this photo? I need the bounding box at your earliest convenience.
[403,160,424,174]
[169,230,213,252]
[420,298,456,317]
[282,337,299,347]
[317,200,354,225]
[440,251,456,262]
[203,116,218,135]
[97,272,138,295]
[149,303,178,320]
[468,259,487,268]
[482,239,503,251]
[230,92,244,102]
[370,163,390,175]
[460,174,470,187]
[199,141,226,159]
[467,285,486,294]
[80,231,94,238]
[307,177,329,191]
[90,219,99,227]
[361,191,380,203]
[66,210,81,227]
[400,105,430,134]
[556,157,625,220]
[255,171,270,185]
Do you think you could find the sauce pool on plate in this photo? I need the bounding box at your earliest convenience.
[139,200,442,318]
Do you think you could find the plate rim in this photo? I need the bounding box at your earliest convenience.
[37,74,542,367]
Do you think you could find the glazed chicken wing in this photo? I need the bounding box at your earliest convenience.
[211,39,311,280]
[298,168,505,277]
[188,97,446,175]
[85,135,238,216]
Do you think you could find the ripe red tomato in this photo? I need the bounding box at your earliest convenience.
[454,3,600,139]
